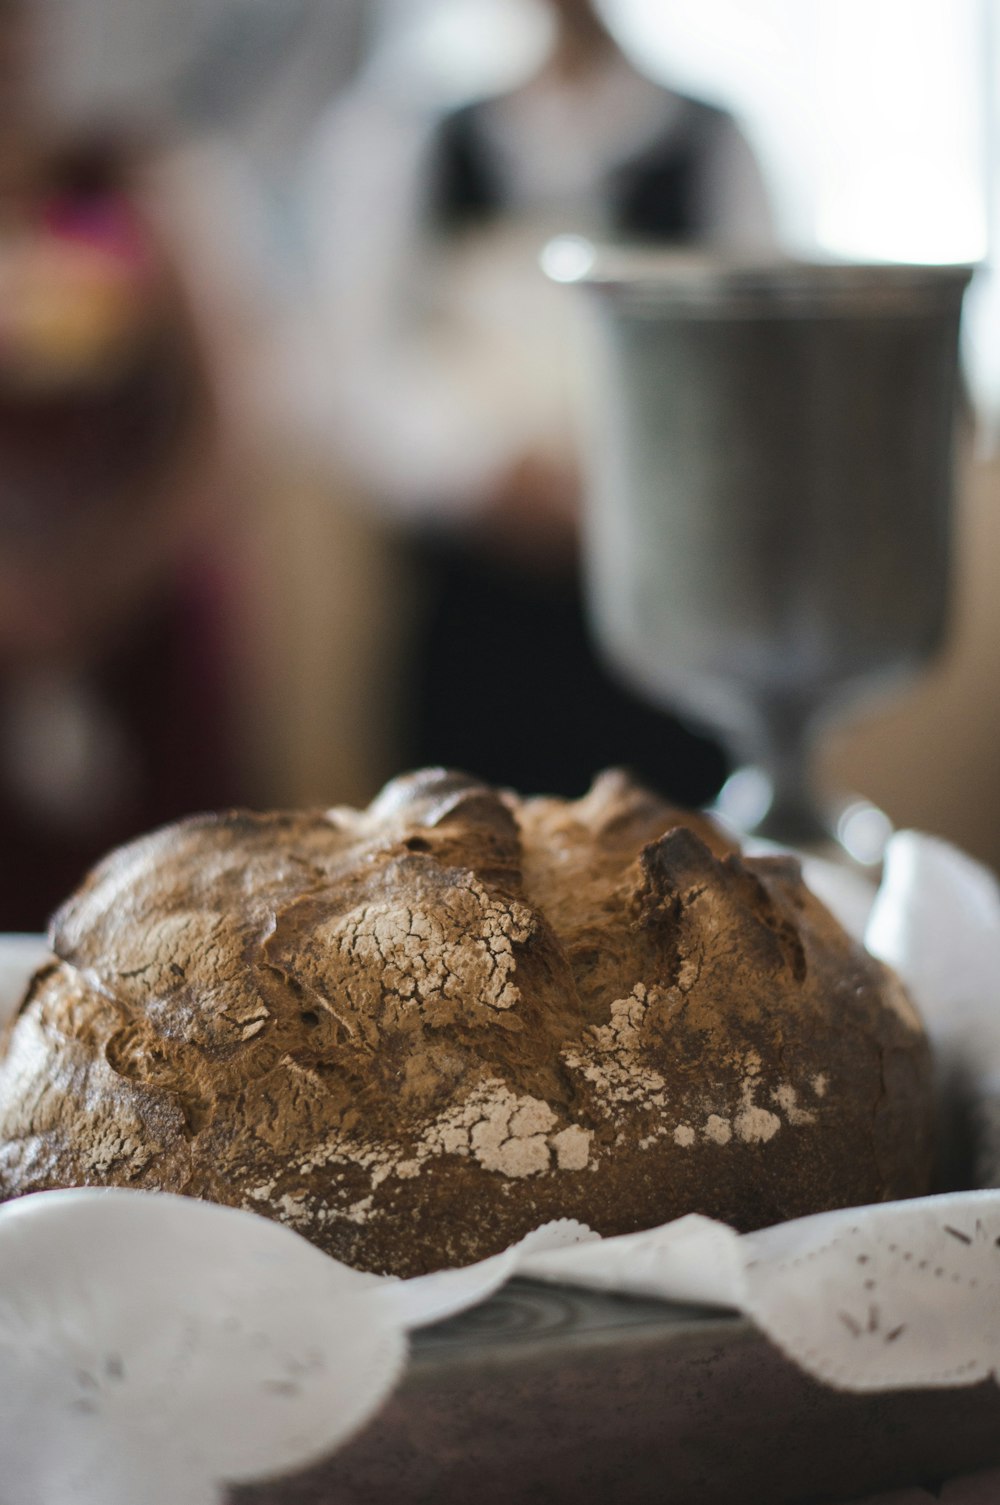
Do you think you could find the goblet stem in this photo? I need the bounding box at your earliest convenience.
[713,700,833,850]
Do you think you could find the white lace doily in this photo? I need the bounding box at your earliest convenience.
[0,1190,404,1505]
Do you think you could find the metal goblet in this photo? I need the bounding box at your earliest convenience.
[544,242,972,856]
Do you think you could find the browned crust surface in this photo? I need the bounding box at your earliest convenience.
[0,768,932,1275]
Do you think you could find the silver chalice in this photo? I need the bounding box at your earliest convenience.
[544,241,972,857]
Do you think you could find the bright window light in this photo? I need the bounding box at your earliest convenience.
[608,0,987,265]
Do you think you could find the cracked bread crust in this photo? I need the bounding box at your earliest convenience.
[0,768,932,1276]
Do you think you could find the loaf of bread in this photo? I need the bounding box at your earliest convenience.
[0,768,932,1276]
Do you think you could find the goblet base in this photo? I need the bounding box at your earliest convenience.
[712,765,892,868]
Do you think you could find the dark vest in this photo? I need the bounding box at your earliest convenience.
[429,92,727,240]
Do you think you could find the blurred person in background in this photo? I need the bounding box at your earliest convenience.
[303,0,776,805]
[0,1,252,930]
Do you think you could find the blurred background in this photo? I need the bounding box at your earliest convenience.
[2,0,1000,929]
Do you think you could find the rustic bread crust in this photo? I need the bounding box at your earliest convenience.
[0,768,932,1275]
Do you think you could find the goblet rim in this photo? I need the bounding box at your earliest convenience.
[541,236,975,316]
